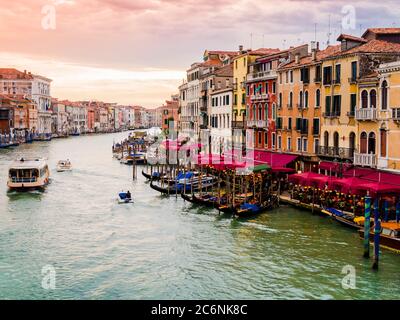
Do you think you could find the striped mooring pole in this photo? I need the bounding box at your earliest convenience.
[363,196,372,258]
[372,198,380,270]
[396,202,400,223]
[384,201,389,222]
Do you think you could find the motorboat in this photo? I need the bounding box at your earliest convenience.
[56,160,72,172]
[7,158,50,190]
[118,191,134,204]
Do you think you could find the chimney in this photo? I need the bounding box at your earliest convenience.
[295,54,300,64]
[239,45,244,52]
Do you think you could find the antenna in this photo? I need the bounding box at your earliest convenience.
[250,33,253,49]
[314,23,317,42]
[327,14,331,46]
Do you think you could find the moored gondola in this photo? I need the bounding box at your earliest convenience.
[234,195,279,218]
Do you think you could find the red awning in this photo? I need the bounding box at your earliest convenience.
[248,150,297,169]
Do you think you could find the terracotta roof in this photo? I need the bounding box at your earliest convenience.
[278,45,341,70]
[0,68,33,80]
[337,34,367,43]
[207,50,239,57]
[234,48,280,60]
[214,63,233,77]
[362,28,400,37]
[329,39,400,58]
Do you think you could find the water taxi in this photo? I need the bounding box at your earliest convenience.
[56,160,72,172]
[7,158,50,190]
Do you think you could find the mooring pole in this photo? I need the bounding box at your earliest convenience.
[396,202,400,223]
[372,198,381,270]
[363,195,372,258]
[384,200,389,222]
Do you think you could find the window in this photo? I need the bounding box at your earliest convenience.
[296,117,302,131]
[272,104,277,121]
[234,94,237,105]
[315,65,322,82]
[272,133,276,148]
[332,95,341,116]
[226,95,230,106]
[303,138,308,152]
[350,94,357,116]
[258,131,262,146]
[316,89,321,108]
[287,137,292,151]
[276,117,283,129]
[265,103,269,119]
[288,117,292,130]
[360,132,367,153]
[279,93,282,108]
[278,136,282,150]
[312,118,320,135]
[361,90,368,109]
[304,91,309,108]
[314,138,320,154]
[272,82,276,94]
[351,61,357,81]
[335,64,341,83]
[323,66,332,85]
[382,80,388,110]
[289,92,293,108]
[325,96,331,115]
[290,70,293,83]
[299,91,303,108]
[380,129,387,158]
[242,93,246,105]
[297,138,302,151]
[264,132,268,147]
[370,90,376,108]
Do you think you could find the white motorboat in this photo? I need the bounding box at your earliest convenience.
[57,160,72,172]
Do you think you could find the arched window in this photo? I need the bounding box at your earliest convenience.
[289,92,293,108]
[380,129,387,158]
[360,132,367,154]
[349,132,356,157]
[333,132,339,155]
[382,80,388,110]
[304,91,309,108]
[258,104,262,120]
[279,93,282,108]
[265,103,269,120]
[324,131,329,148]
[370,89,377,108]
[272,104,277,121]
[316,89,321,107]
[368,132,376,155]
[361,90,368,109]
[299,91,303,108]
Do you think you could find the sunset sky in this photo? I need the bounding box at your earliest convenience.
[1,0,399,107]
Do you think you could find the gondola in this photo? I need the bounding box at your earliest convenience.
[234,196,279,218]
[321,207,365,230]
[141,170,165,181]
[359,222,400,253]
[150,179,216,195]
[181,193,219,208]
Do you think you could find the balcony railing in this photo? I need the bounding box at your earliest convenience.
[354,153,377,167]
[11,177,37,183]
[318,146,355,159]
[246,120,267,128]
[247,70,277,81]
[392,108,400,121]
[231,120,246,129]
[348,77,358,84]
[250,93,269,101]
[355,108,377,121]
[323,111,341,118]
[314,77,322,83]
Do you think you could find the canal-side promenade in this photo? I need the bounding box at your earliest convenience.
[1,132,400,299]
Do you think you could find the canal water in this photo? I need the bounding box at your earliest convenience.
[0,132,399,300]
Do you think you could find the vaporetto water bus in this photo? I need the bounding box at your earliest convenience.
[7,158,50,190]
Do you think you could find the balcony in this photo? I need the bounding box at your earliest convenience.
[354,153,377,167]
[392,108,400,121]
[247,70,277,81]
[314,77,322,83]
[250,93,269,101]
[355,108,377,121]
[318,146,355,159]
[348,77,358,84]
[247,120,267,128]
[287,103,293,110]
[333,79,341,85]
[232,120,246,129]
[323,111,341,119]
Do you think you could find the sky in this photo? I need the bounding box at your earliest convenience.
[1,0,400,107]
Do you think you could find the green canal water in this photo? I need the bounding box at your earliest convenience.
[0,132,399,300]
